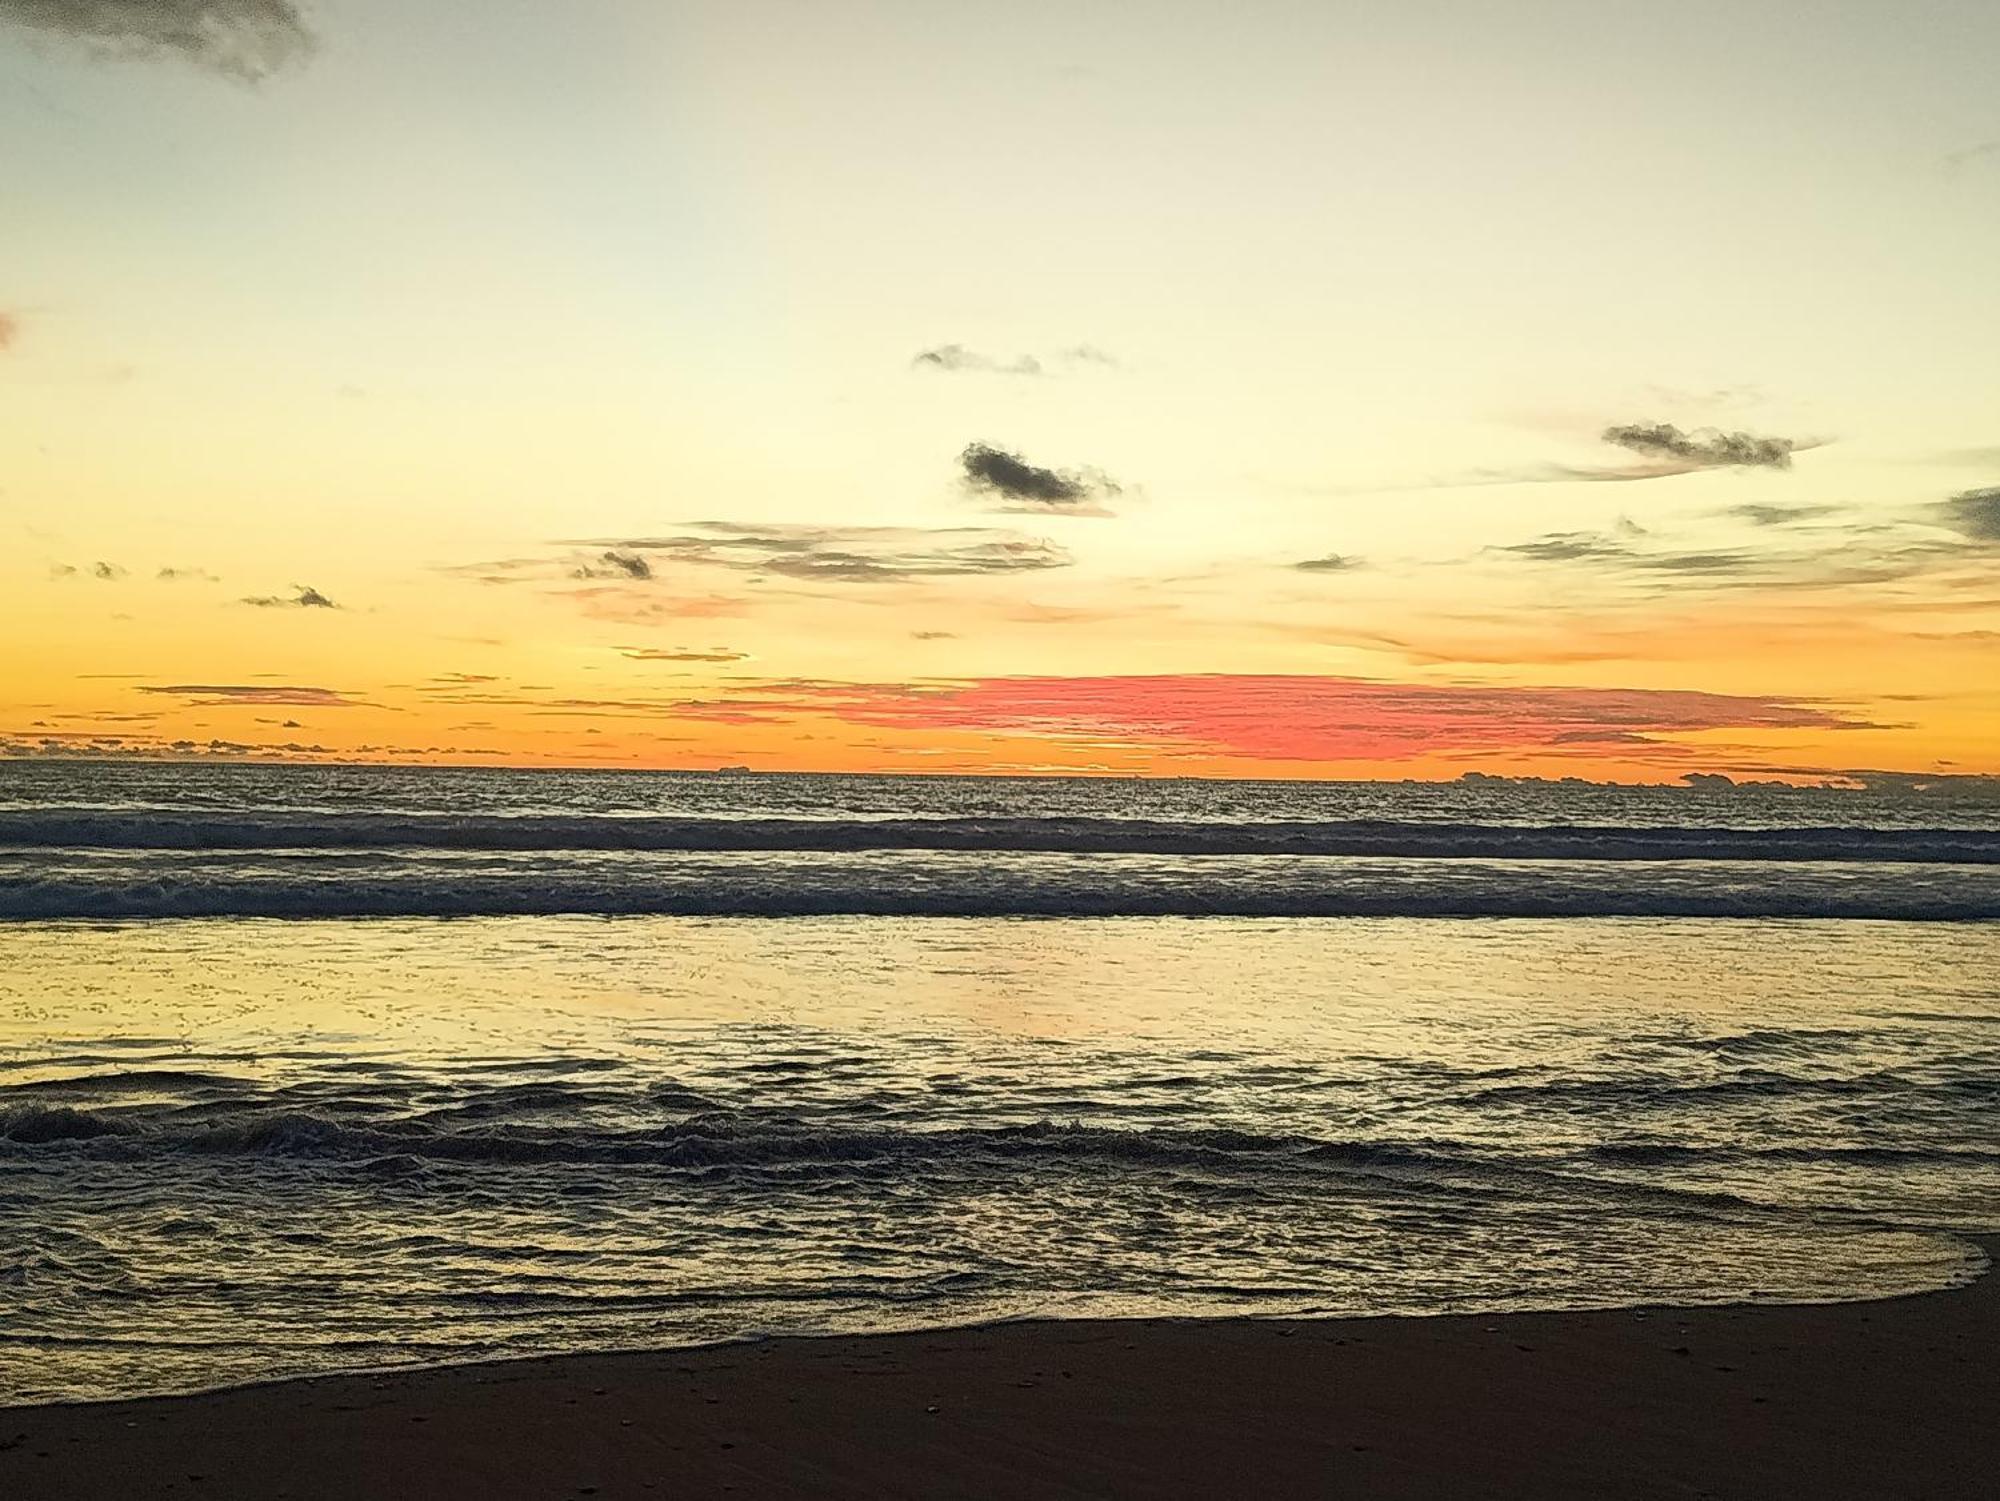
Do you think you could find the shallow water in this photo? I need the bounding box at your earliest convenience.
[4,913,1995,1403]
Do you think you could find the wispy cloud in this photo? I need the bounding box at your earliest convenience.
[1373,421,1820,492]
[135,684,366,708]
[1914,629,2000,644]
[242,584,338,609]
[1725,503,1844,527]
[1293,553,1363,573]
[1496,532,1632,564]
[959,443,1120,517]
[913,344,1118,376]
[564,522,1075,583]
[50,560,128,581]
[1487,528,1920,586]
[563,588,748,625]
[913,345,1044,376]
[2,731,507,762]
[1944,140,1999,174]
[1488,495,2000,592]
[619,646,750,663]
[0,0,315,79]
[1060,345,1120,369]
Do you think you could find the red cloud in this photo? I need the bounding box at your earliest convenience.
[671,674,1874,763]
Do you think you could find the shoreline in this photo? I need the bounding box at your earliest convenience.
[8,1237,1995,1499]
[10,1227,1991,1413]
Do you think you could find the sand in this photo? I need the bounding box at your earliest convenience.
[6,1237,1994,1500]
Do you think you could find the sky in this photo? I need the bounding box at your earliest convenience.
[3,0,1997,781]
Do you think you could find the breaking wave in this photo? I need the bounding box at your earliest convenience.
[4,810,1997,862]
[5,849,1998,920]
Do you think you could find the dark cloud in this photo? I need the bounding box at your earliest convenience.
[1294,553,1362,573]
[912,630,957,641]
[0,0,314,79]
[570,522,1075,583]
[1726,503,1843,527]
[959,442,1120,516]
[90,561,125,580]
[157,565,220,582]
[619,646,750,663]
[135,684,363,707]
[574,550,653,581]
[1939,487,2000,541]
[1602,422,1797,471]
[961,444,1084,504]
[243,584,338,609]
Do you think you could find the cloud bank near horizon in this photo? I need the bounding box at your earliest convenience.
[658,672,1881,765]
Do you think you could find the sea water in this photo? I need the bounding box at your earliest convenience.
[2,762,1995,1401]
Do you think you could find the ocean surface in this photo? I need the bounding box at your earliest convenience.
[2,761,1996,1403]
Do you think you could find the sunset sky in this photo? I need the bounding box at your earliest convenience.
[4,0,1997,781]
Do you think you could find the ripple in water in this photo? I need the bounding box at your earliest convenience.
[2,915,1995,1402]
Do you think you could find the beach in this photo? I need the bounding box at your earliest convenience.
[7,1237,1993,1500]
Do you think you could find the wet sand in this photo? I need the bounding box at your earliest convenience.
[6,1237,1993,1500]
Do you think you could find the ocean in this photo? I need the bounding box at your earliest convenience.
[3,761,1996,1403]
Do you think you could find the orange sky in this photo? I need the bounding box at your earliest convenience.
[4,2,1997,783]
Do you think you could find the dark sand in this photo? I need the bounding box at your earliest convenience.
[7,1238,1994,1500]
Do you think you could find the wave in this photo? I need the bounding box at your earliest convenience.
[10,1057,1997,1175]
[0,1102,1488,1178]
[9,1099,1990,1238]
[4,811,1997,863]
[1590,1141,2000,1166]
[5,850,1999,920]
[0,1104,1871,1209]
